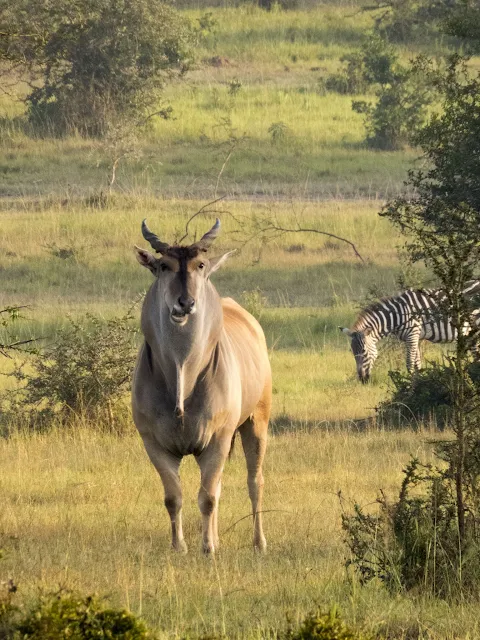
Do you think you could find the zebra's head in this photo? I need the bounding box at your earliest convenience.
[340,326,377,383]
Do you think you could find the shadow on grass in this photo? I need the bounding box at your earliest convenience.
[270,412,377,434]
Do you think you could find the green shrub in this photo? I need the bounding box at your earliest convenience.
[0,0,194,136]
[16,593,154,639]
[324,52,369,95]
[285,608,370,640]
[371,0,457,43]
[352,61,434,150]
[377,361,480,429]
[324,36,397,96]
[1,311,138,431]
[342,458,480,599]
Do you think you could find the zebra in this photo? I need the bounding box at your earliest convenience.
[340,281,480,383]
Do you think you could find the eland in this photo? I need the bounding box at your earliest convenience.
[132,219,271,554]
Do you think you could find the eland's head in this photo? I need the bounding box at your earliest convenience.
[135,218,233,328]
[339,326,377,384]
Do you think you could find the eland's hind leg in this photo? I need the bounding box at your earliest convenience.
[239,390,270,552]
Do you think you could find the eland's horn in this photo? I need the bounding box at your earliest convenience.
[192,218,221,252]
[141,219,170,254]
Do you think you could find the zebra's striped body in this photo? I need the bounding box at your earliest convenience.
[341,281,480,383]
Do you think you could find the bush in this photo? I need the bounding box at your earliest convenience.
[352,59,434,150]
[17,593,154,640]
[0,0,194,136]
[285,609,370,640]
[377,361,480,428]
[1,311,138,431]
[342,458,480,599]
[324,36,397,96]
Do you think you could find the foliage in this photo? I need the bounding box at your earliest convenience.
[352,55,435,150]
[377,54,480,591]
[377,362,480,429]
[324,35,398,95]
[16,593,154,639]
[0,0,194,136]
[0,572,18,640]
[268,121,292,145]
[342,458,480,598]
[445,0,480,53]
[1,311,138,431]
[0,307,37,358]
[285,608,370,640]
[367,0,457,43]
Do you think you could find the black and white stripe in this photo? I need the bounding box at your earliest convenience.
[341,281,480,383]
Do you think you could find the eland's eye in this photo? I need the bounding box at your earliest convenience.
[160,263,170,272]
[198,262,205,270]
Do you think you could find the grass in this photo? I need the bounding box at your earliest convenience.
[0,4,423,200]
[0,195,442,425]
[4,425,479,640]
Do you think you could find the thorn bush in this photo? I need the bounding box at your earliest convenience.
[377,361,480,429]
[1,310,139,432]
[342,458,480,599]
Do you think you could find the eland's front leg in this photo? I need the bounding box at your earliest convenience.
[143,440,187,553]
[196,443,229,554]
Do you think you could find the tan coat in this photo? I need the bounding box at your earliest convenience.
[132,220,271,554]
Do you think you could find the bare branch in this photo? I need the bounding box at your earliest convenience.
[178,196,228,244]
[214,139,238,199]
[257,221,366,262]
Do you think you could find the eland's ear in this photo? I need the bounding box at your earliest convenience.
[135,246,157,274]
[339,326,352,337]
[207,250,236,277]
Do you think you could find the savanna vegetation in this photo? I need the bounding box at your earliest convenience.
[1,0,480,637]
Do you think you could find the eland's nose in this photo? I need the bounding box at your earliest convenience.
[178,295,195,314]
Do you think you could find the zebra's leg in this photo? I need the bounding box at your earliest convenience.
[406,332,421,372]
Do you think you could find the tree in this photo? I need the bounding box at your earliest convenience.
[382,55,480,550]
[0,0,194,136]
[444,0,480,53]
[365,0,457,43]
[343,56,480,597]
[352,51,435,150]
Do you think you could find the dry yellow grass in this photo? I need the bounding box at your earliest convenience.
[3,425,476,639]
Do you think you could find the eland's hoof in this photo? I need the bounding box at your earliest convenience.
[254,538,267,554]
[172,540,188,554]
[202,542,215,555]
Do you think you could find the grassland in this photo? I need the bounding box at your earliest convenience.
[0,5,427,200]
[0,3,476,638]
[4,426,477,640]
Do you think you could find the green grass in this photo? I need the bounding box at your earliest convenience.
[0,5,421,199]
[0,195,442,426]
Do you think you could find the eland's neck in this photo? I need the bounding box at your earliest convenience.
[141,281,223,415]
